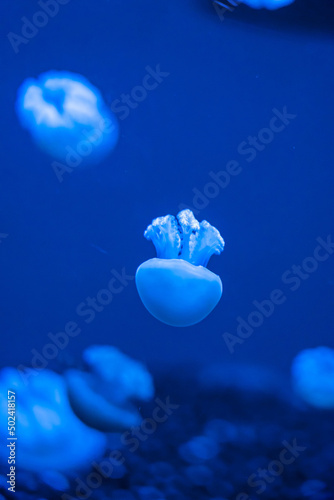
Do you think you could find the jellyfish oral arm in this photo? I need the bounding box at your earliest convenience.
[145,209,225,266]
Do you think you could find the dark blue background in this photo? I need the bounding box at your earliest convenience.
[1,0,333,374]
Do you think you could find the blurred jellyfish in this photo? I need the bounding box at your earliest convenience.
[0,367,106,473]
[291,346,334,409]
[16,71,118,166]
[136,209,224,327]
[178,435,220,464]
[243,0,294,8]
[65,345,154,431]
[214,0,294,9]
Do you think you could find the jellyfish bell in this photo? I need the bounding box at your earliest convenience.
[16,71,119,167]
[213,0,294,9]
[291,346,334,409]
[244,0,294,8]
[136,209,224,327]
[65,345,154,432]
[136,259,223,327]
[0,368,106,473]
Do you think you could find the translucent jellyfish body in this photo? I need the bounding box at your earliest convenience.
[16,71,118,166]
[0,368,106,473]
[136,209,225,327]
[65,345,154,431]
[242,0,294,8]
[291,346,334,409]
[214,0,294,9]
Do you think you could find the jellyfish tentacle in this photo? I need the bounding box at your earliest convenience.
[189,220,225,267]
[145,209,224,267]
[144,214,181,259]
[176,209,200,263]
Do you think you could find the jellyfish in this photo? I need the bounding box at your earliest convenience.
[243,0,294,8]
[65,345,154,431]
[136,209,225,327]
[291,346,334,409]
[0,367,106,474]
[214,0,294,9]
[16,71,119,167]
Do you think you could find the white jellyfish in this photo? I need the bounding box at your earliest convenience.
[16,71,119,167]
[214,0,294,10]
[243,0,294,8]
[136,209,225,327]
[291,346,334,409]
[0,368,106,473]
[65,345,154,431]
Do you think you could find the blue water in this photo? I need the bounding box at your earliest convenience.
[1,0,333,373]
[1,1,334,498]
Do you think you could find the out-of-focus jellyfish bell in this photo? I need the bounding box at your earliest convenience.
[214,0,294,9]
[136,209,224,327]
[0,368,106,473]
[291,346,334,409]
[16,71,119,166]
[65,345,154,431]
